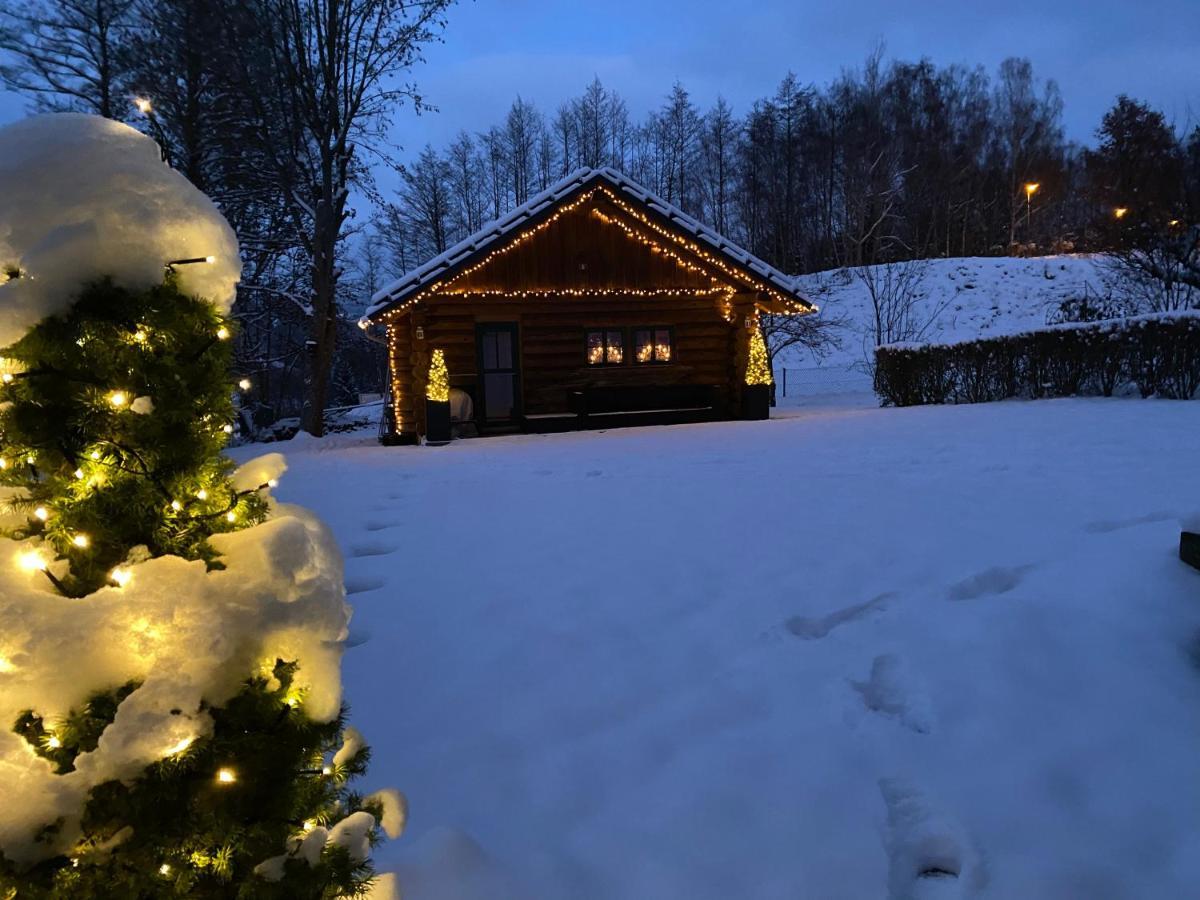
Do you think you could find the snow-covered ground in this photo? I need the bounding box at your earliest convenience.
[233,392,1200,899]
[786,256,1111,371]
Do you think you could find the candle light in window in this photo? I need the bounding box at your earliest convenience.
[588,344,604,365]
[655,342,672,362]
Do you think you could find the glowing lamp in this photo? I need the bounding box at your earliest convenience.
[1114,207,1128,219]
[1024,182,1040,197]
[216,767,236,784]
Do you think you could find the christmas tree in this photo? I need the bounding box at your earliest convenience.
[745,326,773,386]
[0,115,401,898]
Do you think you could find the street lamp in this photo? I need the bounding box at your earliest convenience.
[1114,207,1129,220]
[1023,182,1040,233]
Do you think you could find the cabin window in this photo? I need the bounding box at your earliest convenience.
[586,329,625,366]
[634,327,674,364]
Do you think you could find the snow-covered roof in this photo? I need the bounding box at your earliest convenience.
[365,167,812,320]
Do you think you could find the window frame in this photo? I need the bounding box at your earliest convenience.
[632,325,676,366]
[584,327,627,367]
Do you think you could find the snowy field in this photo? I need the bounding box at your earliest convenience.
[234,394,1200,899]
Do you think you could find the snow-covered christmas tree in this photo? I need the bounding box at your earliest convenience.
[0,114,403,897]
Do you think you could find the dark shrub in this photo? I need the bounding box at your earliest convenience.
[875,313,1200,406]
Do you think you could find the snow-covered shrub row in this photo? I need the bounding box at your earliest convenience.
[874,311,1200,406]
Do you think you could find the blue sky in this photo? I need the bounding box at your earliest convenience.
[2,1,1197,156]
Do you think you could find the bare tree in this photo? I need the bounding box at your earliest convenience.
[222,0,454,436]
[0,0,134,117]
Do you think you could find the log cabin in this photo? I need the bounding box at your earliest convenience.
[362,167,816,444]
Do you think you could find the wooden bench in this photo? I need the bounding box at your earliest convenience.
[567,384,718,428]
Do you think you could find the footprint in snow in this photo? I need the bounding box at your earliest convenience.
[345,575,386,595]
[1083,510,1174,533]
[786,592,892,639]
[852,654,934,734]
[879,778,987,900]
[585,470,603,478]
[363,520,401,532]
[946,565,1034,601]
[349,542,397,559]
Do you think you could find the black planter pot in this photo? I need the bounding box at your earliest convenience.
[1182,531,1200,572]
[742,384,770,421]
[425,399,451,446]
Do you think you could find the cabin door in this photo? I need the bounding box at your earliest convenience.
[476,323,522,427]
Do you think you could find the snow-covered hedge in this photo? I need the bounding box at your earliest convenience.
[874,312,1200,406]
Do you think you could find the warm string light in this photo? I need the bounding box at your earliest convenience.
[109,566,132,587]
[745,324,773,386]
[426,349,450,402]
[215,767,236,784]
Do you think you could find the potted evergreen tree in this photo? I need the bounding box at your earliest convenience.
[425,349,452,445]
[743,326,772,420]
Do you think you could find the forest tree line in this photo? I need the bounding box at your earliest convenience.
[2,1,1197,433]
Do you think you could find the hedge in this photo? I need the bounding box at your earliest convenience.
[874,312,1200,406]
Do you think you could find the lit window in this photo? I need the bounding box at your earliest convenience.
[586,329,625,366]
[634,327,673,364]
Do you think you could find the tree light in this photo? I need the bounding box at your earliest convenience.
[225,511,236,523]
[195,489,208,500]
[216,326,230,340]
[134,97,153,114]
[1,373,11,384]
[170,500,183,511]
[164,736,193,756]
[1114,207,1129,219]
[90,450,101,460]
[0,655,15,673]
[46,735,61,749]
[72,534,90,548]
[33,506,48,521]
[216,767,236,784]
[74,468,85,480]
[109,391,128,408]
[267,478,279,488]
[0,458,7,469]
[159,863,172,876]
[110,566,132,587]
[133,329,149,343]
[17,550,47,572]
[238,378,251,391]
[222,424,234,434]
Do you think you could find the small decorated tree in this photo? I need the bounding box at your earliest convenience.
[743,324,772,419]
[425,348,452,444]
[0,115,401,898]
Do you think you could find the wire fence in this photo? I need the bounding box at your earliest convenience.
[778,365,873,398]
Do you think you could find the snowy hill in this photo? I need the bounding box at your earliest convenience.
[788,255,1111,370]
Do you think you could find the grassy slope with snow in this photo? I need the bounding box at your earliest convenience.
[235,396,1200,899]
[788,255,1112,370]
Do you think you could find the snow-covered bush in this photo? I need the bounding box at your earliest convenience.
[0,114,399,897]
[875,312,1200,406]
